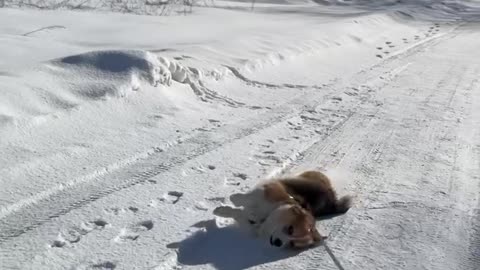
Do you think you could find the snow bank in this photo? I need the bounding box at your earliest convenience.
[52,50,173,93]
[0,50,191,129]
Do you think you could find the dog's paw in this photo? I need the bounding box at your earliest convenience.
[312,227,328,243]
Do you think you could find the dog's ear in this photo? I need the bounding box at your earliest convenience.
[312,227,327,243]
[264,182,291,203]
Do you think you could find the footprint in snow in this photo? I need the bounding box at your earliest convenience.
[191,165,208,173]
[254,153,282,167]
[73,261,117,270]
[224,172,248,186]
[233,172,248,180]
[90,261,117,269]
[207,165,216,170]
[249,105,264,110]
[148,179,157,184]
[51,219,109,247]
[224,177,241,186]
[191,164,216,173]
[194,197,226,212]
[115,220,154,242]
[331,96,343,102]
[344,91,359,96]
[149,191,183,207]
[208,119,222,127]
[105,206,138,215]
[162,191,184,204]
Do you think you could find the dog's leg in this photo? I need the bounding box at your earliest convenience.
[213,205,253,226]
[213,205,261,233]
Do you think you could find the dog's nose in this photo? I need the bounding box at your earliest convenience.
[270,236,283,247]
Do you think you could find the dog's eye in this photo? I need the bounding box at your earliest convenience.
[286,225,294,236]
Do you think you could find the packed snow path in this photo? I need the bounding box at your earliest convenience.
[0,5,479,270]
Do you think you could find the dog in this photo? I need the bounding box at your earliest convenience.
[213,170,352,249]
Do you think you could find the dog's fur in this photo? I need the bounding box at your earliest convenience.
[280,170,352,217]
[213,170,352,249]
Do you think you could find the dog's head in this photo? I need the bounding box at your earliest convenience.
[261,204,326,249]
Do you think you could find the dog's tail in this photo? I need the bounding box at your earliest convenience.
[334,195,352,214]
[314,194,352,217]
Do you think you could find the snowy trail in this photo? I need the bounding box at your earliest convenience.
[1,2,480,270]
[289,24,480,270]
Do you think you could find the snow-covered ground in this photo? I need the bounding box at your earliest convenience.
[0,0,479,269]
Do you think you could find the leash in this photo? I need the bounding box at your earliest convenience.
[323,241,346,270]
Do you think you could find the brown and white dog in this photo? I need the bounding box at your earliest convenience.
[213,170,352,249]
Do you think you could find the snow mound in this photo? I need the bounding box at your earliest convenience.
[52,50,173,92]
[45,49,202,103]
[0,50,192,129]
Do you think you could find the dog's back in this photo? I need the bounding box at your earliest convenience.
[280,171,352,217]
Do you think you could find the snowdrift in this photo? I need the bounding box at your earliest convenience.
[0,50,194,129]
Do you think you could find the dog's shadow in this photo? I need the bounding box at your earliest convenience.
[167,219,299,270]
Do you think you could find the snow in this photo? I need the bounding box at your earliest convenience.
[0,0,480,269]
